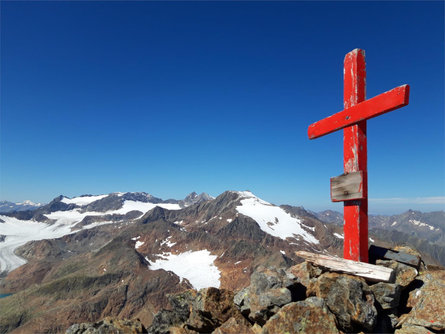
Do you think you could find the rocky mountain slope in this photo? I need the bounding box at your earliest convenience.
[0,190,344,333]
[315,209,445,266]
[67,247,445,334]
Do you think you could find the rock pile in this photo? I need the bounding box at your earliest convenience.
[67,248,445,334]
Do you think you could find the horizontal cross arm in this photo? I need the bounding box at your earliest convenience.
[308,84,410,139]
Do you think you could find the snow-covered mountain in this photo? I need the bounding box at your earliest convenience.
[0,200,41,213]
[0,191,210,273]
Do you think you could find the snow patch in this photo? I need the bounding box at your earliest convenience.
[147,250,220,290]
[160,236,176,248]
[113,201,181,216]
[303,224,315,231]
[61,195,108,206]
[333,233,344,239]
[135,241,145,249]
[236,197,318,244]
[409,219,435,230]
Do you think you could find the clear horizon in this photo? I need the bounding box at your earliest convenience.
[1,1,444,215]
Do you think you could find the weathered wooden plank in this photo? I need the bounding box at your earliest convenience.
[307,84,410,140]
[369,245,421,268]
[295,250,394,283]
[330,171,364,202]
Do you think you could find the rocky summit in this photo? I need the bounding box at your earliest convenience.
[0,190,443,333]
[64,250,444,334]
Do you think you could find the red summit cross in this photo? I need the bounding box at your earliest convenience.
[307,49,410,262]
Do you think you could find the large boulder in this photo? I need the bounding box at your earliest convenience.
[187,288,241,333]
[233,266,302,325]
[148,290,197,334]
[261,297,339,334]
[398,269,445,332]
[309,272,377,332]
[286,261,323,291]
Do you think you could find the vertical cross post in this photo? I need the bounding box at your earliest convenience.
[343,49,368,262]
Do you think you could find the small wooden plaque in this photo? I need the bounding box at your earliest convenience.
[330,171,364,202]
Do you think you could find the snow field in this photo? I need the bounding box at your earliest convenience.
[147,250,220,290]
[0,198,182,273]
[236,192,319,244]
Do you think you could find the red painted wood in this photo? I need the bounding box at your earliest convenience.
[308,85,409,139]
[343,49,368,262]
[307,48,410,263]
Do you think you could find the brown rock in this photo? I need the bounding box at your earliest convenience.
[261,297,339,334]
[406,287,422,308]
[187,288,241,332]
[168,326,198,334]
[212,317,255,334]
[311,272,377,332]
[287,261,323,289]
[400,270,445,331]
[394,323,432,334]
[251,324,262,334]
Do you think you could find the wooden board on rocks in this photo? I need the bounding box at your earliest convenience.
[296,251,394,283]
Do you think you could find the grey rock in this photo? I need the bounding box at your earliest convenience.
[233,267,298,325]
[370,282,402,309]
[376,260,418,288]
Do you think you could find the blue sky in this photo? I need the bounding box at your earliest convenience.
[1,1,444,214]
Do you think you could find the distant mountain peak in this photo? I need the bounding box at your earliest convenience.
[184,192,198,201]
[0,200,42,213]
[182,192,213,206]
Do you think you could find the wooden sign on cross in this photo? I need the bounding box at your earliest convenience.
[307,49,410,263]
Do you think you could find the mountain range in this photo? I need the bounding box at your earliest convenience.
[0,200,41,213]
[315,209,445,266]
[0,190,443,333]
